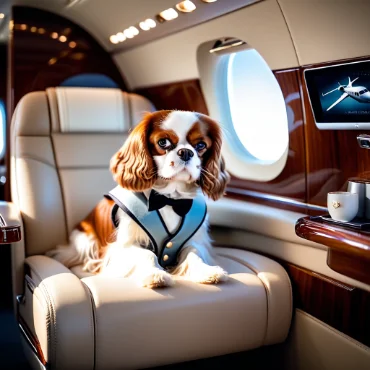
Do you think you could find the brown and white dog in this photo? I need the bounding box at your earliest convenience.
[47,110,230,288]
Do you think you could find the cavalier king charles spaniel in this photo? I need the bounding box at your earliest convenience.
[48,110,230,288]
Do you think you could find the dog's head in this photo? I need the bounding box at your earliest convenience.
[110,110,229,200]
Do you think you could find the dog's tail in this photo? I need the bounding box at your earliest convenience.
[46,198,116,273]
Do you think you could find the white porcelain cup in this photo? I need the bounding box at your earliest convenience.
[327,191,359,222]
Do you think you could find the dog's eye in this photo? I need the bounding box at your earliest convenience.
[158,139,172,149]
[195,141,206,151]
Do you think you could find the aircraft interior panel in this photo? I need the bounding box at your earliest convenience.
[0,1,369,370]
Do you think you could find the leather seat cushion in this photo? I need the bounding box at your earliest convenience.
[80,247,292,369]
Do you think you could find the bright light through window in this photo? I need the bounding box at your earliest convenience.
[0,101,4,158]
[227,49,288,161]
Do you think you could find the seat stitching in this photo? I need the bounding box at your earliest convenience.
[40,283,57,369]
[18,155,56,169]
[26,262,57,368]
[81,280,97,370]
[23,273,49,364]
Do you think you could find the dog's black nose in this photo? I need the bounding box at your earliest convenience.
[177,148,194,162]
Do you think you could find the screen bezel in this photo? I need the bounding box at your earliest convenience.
[304,59,370,130]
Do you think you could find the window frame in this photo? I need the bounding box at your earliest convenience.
[197,39,289,182]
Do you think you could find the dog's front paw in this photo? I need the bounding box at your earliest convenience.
[138,268,175,288]
[188,265,228,285]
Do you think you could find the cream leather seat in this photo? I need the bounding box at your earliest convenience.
[10,87,292,370]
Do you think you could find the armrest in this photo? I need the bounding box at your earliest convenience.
[18,255,94,369]
[0,201,22,243]
[0,201,25,299]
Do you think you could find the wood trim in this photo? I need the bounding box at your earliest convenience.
[327,249,370,286]
[295,216,370,259]
[284,263,370,348]
[0,224,21,243]
[295,216,370,287]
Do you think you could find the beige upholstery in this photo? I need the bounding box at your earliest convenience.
[285,310,370,370]
[11,87,154,256]
[11,87,292,370]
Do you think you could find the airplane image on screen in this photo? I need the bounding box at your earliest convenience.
[322,77,370,111]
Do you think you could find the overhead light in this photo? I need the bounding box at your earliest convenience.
[116,32,126,42]
[202,0,217,2]
[69,41,77,48]
[0,13,4,19]
[139,21,150,31]
[30,26,37,33]
[140,18,156,31]
[176,1,196,13]
[51,32,58,39]
[124,28,135,39]
[145,19,156,28]
[20,24,27,31]
[48,57,57,66]
[38,28,46,34]
[129,26,139,36]
[110,35,118,44]
[158,8,178,21]
[59,35,67,42]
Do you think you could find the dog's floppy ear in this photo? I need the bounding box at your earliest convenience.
[110,112,157,191]
[197,114,230,201]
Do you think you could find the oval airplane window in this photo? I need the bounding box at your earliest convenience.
[227,49,288,161]
[197,40,290,181]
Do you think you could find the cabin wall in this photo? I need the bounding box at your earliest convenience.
[114,0,370,89]
[116,0,370,211]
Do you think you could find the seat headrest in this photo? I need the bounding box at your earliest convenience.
[45,87,155,133]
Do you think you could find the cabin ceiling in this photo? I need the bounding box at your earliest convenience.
[13,0,260,52]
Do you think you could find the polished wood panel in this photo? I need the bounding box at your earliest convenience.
[284,263,370,347]
[11,6,127,110]
[328,249,370,286]
[136,79,209,115]
[0,225,21,244]
[296,216,370,259]
[296,216,370,285]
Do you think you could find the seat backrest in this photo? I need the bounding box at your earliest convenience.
[11,87,155,256]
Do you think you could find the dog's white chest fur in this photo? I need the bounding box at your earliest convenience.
[158,207,182,233]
